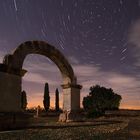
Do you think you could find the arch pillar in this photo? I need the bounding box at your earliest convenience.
[59,84,82,122]
[0,64,27,112]
[61,84,82,111]
[0,64,22,112]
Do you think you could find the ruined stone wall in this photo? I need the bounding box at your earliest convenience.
[0,72,21,112]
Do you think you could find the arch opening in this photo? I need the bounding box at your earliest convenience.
[22,54,63,109]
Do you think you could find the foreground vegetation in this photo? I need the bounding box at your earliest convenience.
[0,118,127,140]
[83,85,122,118]
[0,114,140,140]
[0,109,140,140]
[0,84,139,139]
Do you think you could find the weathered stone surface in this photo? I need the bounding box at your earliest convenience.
[62,84,82,111]
[0,41,82,122]
[0,72,21,112]
[59,112,67,122]
[59,111,84,122]
[3,41,76,85]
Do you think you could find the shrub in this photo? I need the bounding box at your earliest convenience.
[83,85,122,117]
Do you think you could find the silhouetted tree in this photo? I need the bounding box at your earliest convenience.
[55,88,59,111]
[21,90,27,110]
[43,83,50,112]
[83,85,122,116]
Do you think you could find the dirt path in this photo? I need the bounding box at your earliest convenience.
[107,117,140,139]
[0,116,139,140]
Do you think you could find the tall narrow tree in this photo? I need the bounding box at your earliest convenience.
[55,88,59,111]
[21,90,27,110]
[43,83,50,112]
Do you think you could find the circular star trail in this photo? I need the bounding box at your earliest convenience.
[0,0,140,109]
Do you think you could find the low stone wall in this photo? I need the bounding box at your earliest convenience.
[105,110,140,116]
[0,113,32,130]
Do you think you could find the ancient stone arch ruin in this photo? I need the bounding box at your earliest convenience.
[0,41,82,121]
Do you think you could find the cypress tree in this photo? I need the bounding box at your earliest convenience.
[21,90,27,110]
[43,83,50,112]
[55,88,59,111]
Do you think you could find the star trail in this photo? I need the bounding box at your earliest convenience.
[0,0,140,109]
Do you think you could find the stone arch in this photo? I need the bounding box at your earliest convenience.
[0,41,82,121]
[3,41,76,85]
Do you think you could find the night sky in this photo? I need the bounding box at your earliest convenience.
[0,0,140,109]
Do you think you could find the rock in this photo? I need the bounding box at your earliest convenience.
[59,111,85,122]
[59,112,67,122]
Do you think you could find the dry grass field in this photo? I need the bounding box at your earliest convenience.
[0,110,139,140]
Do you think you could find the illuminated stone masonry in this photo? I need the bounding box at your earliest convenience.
[0,41,82,122]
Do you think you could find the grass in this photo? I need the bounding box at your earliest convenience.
[0,111,139,140]
[0,117,128,140]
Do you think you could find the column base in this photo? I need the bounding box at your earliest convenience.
[59,111,84,122]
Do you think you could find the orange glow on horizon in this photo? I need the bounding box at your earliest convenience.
[120,104,140,110]
[27,99,140,110]
[26,93,140,110]
[27,97,63,109]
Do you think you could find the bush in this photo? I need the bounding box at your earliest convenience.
[83,85,122,117]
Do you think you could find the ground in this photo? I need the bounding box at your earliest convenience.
[0,113,140,140]
[108,116,140,139]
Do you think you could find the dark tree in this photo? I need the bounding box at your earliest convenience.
[55,88,59,111]
[43,83,50,112]
[21,90,27,110]
[83,85,122,115]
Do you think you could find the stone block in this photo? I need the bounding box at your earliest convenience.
[0,72,22,112]
[62,84,81,112]
[59,111,84,122]
[59,112,67,122]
